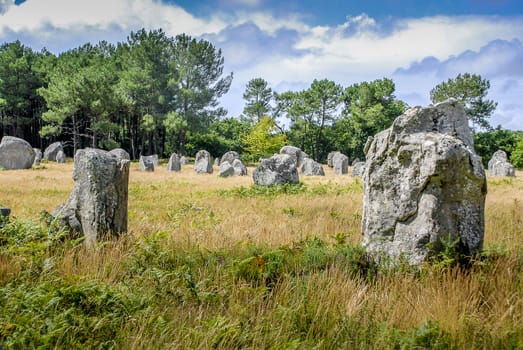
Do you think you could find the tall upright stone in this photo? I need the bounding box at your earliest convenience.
[167,153,181,172]
[139,155,154,171]
[362,99,487,265]
[253,154,299,186]
[232,159,247,176]
[33,148,42,166]
[0,136,35,169]
[56,150,66,163]
[194,150,213,174]
[488,150,515,177]
[332,152,348,174]
[44,142,63,162]
[53,148,130,244]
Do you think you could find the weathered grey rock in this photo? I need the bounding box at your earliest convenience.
[332,152,348,174]
[253,154,299,186]
[219,161,235,177]
[232,159,247,176]
[44,142,64,161]
[0,136,35,169]
[280,145,308,167]
[141,154,159,166]
[301,157,325,176]
[362,99,487,266]
[56,150,66,163]
[53,148,130,244]
[220,151,240,165]
[488,150,515,177]
[352,158,361,166]
[327,151,337,167]
[139,156,154,171]
[109,148,130,160]
[180,156,189,165]
[167,153,181,172]
[351,161,366,178]
[194,150,213,174]
[33,148,42,166]
[214,157,220,167]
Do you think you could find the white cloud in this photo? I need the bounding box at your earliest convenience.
[1,1,523,129]
[0,0,228,38]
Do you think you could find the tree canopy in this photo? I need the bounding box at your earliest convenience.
[1,32,518,166]
[430,73,497,132]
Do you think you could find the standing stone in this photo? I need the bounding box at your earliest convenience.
[44,142,64,161]
[280,145,308,167]
[139,156,154,171]
[351,161,366,178]
[109,148,130,160]
[180,156,189,165]
[194,150,213,174]
[220,151,240,165]
[332,152,348,174]
[488,150,515,177]
[214,157,220,167]
[253,154,299,186]
[0,136,35,170]
[327,151,338,167]
[33,148,42,166]
[351,158,361,166]
[167,153,181,172]
[219,161,235,177]
[301,157,325,176]
[56,150,66,163]
[140,154,159,166]
[232,159,248,176]
[53,148,130,244]
[362,99,487,265]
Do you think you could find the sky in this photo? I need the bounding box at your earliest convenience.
[1,0,523,130]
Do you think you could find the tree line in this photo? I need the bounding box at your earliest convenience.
[1,29,522,167]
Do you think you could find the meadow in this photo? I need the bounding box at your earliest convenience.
[0,161,522,349]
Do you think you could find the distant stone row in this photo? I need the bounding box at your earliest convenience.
[0,139,66,169]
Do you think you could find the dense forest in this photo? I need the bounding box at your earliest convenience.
[1,28,522,166]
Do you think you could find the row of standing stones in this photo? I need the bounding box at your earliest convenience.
[0,100,518,264]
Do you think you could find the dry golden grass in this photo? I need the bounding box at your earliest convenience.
[1,160,522,250]
[1,159,522,349]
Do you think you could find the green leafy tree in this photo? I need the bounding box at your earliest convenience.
[243,78,273,122]
[116,29,173,157]
[332,78,406,160]
[473,127,521,167]
[0,41,49,143]
[430,73,497,131]
[170,34,233,155]
[39,43,120,153]
[242,116,286,160]
[510,137,523,169]
[282,79,343,160]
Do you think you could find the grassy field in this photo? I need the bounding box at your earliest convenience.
[0,160,522,349]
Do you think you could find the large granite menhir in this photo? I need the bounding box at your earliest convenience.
[54,148,130,244]
[362,99,487,265]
